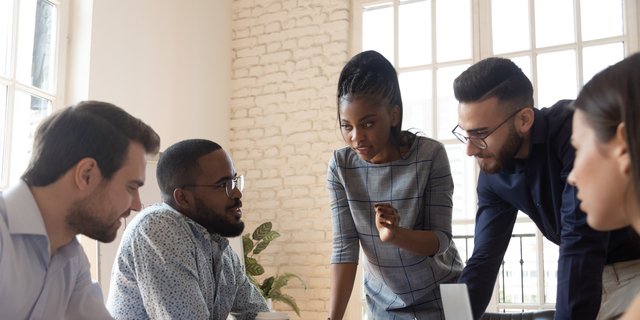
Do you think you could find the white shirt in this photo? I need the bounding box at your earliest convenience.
[0,180,113,320]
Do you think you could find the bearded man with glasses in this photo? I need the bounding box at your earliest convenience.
[107,139,269,319]
[453,57,640,320]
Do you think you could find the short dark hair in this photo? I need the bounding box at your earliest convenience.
[454,57,534,114]
[156,139,222,197]
[574,53,640,205]
[22,101,160,187]
[337,50,412,147]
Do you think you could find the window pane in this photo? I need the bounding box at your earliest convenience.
[510,56,532,84]
[0,0,12,77]
[492,0,530,54]
[498,222,538,304]
[436,0,471,62]
[537,50,577,109]
[453,234,474,266]
[399,70,432,136]
[0,85,6,179]
[9,90,51,186]
[447,143,477,221]
[437,64,469,138]
[543,237,559,303]
[363,3,394,65]
[16,0,57,93]
[399,0,431,67]
[582,42,624,85]
[581,0,623,41]
[534,0,575,48]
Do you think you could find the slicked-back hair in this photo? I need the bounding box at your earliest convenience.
[22,101,160,187]
[337,50,413,147]
[454,57,534,115]
[574,52,640,206]
[156,139,222,198]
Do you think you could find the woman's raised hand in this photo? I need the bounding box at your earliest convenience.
[374,203,400,243]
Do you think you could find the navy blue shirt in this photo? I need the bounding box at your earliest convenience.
[458,100,640,320]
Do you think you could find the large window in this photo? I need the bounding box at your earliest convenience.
[351,0,638,316]
[0,0,67,188]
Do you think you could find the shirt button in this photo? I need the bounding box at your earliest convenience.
[536,201,540,207]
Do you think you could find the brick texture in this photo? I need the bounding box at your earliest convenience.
[231,0,349,319]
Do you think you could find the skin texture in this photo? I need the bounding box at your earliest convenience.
[170,150,245,238]
[32,141,148,256]
[567,109,635,231]
[329,96,441,320]
[567,110,640,320]
[457,97,534,174]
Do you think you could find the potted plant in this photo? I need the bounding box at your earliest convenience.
[243,222,307,317]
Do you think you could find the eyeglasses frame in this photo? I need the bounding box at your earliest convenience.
[181,174,244,198]
[452,108,525,150]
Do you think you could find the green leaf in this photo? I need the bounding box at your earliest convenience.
[242,234,253,257]
[252,222,272,240]
[284,272,307,290]
[260,276,275,296]
[244,258,264,276]
[253,240,270,255]
[262,231,281,242]
[271,272,306,293]
[247,274,264,296]
[270,292,301,317]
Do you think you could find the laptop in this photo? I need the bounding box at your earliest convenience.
[440,283,474,320]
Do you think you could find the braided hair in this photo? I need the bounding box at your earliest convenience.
[337,50,413,150]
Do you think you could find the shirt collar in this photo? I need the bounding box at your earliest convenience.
[4,180,47,236]
[159,202,230,247]
[529,108,549,147]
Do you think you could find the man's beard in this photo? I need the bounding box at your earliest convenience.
[66,192,124,243]
[478,123,524,175]
[192,196,244,238]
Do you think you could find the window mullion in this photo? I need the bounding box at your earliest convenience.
[393,0,399,67]
[574,0,584,88]
[3,82,16,188]
[528,0,538,109]
[9,0,20,80]
[14,82,56,101]
[476,0,491,60]
[624,0,639,54]
[536,227,545,308]
[431,0,437,139]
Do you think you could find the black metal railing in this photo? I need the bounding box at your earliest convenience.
[453,233,536,303]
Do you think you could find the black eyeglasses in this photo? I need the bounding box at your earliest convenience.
[182,175,244,198]
[452,108,524,150]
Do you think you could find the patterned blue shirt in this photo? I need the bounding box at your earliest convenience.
[328,136,463,319]
[106,203,269,319]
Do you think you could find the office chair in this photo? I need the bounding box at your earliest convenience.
[480,310,555,320]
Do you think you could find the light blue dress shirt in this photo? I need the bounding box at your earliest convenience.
[106,203,269,320]
[0,180,113,320]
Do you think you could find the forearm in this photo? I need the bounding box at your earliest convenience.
[329,263,358,320]
[386,228,440,256]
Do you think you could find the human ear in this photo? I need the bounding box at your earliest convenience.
[173,188,193,210]
[74,158,101,192]
[391,105,401,127]
[615,123,631,176]
[517,108,535,133]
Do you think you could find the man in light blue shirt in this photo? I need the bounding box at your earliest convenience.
[107,139,269,319]
[0,101,160,319]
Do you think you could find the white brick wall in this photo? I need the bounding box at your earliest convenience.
[230,0,349,319]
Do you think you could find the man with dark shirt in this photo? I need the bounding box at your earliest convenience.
[452,57,640,320]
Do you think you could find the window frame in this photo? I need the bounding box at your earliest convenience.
[0,0,69,189]
[349,0,639,316]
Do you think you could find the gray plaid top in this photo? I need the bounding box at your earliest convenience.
[328,136,463,319]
